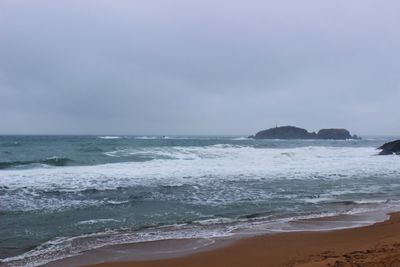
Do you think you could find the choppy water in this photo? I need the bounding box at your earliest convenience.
[1,135,400,266]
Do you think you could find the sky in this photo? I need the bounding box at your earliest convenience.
[1,0,399,136]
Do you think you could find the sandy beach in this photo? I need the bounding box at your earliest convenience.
[83,212,400,267]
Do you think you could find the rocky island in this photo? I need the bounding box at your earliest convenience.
[250,125,360,140]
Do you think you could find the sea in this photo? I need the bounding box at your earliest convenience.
[1,135,400,266]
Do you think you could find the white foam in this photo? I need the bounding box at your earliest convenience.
[134,136,159,139]
[98,136,121,139]
[1,220,232,267]
[230,137,249,141]
[106,200,129,205]
[5,204,397,267]
[77,219,119,225]
[1,146,399,193]
[1,145,399,212]
[354,199,390,204]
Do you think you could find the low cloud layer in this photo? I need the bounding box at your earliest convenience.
[1,0,399,135]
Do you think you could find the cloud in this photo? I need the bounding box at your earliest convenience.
[1,0,399,135]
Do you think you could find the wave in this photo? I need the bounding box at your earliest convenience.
[106,200,130,205]
[2,205,396,267]
[103,144,245,159]
[134,136,160,140]
[133,136,228,140]
[0,157,74,169]
[133,136,182,140]
[2,146,399,189]
[230,137,250,141]
[98,136,121,139]
[2,145,399,212]
[76,219,119,225]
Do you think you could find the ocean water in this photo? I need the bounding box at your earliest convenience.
[1,135,400,266]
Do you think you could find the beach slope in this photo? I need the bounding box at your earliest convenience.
[86,212,400,267]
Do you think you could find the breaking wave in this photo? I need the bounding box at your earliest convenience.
[0,157,74,169]
[98,136,121,139]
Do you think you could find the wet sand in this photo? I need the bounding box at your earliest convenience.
[83,212,400,267]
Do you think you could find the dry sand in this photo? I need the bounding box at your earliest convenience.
[84,212,400,267]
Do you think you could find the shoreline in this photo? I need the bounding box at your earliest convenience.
[35,208,400,267]
[82,211,400,267]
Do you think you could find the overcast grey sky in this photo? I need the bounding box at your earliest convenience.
[1,0,399,135]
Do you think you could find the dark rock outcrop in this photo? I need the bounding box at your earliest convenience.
[252,125,359,140]
[254,126,316,139]
[377,140,400,155]
[316,129,352,140]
